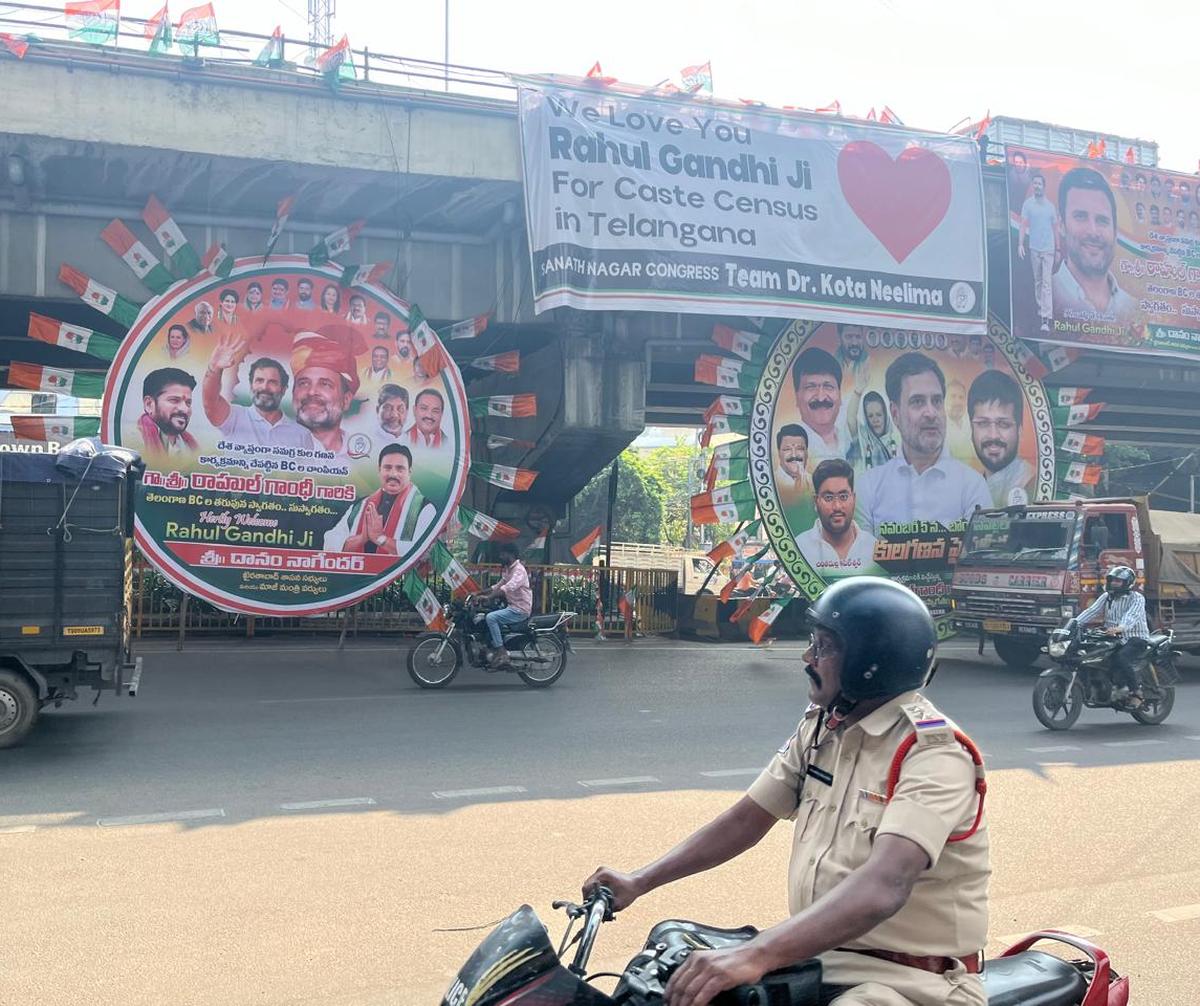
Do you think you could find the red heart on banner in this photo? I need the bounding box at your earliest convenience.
[836,141,953,263]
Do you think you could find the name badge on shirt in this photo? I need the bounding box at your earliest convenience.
[805,764,833,787]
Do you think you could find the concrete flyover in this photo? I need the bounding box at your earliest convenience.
[0,40,657,555]
[5,34,1200,535]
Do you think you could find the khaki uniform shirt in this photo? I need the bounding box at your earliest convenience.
[748,691,990,1003]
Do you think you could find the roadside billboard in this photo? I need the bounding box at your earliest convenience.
[102,258,470,616]
[1007,145,1200,360]
[750,318,1054,633]
[519,78,988,333]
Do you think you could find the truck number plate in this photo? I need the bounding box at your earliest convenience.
[983,619,1011,633]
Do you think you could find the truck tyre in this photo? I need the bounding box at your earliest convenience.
[0,669,38,749]
[993,636,1043,669]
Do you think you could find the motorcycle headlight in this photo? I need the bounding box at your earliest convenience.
[1048,639,1069,658]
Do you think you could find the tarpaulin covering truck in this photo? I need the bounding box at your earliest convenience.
[951,497,1200,667]
[0,441,143,748]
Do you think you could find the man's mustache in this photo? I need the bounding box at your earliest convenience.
[807,398,836,410]
[805,664,822,688]
[981,438,1006,452]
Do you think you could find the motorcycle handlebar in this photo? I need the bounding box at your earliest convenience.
[568,886,614,976]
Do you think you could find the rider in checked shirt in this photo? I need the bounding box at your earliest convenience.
[1076,565,1150,703]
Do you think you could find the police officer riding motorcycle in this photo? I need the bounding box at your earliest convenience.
[441,576,1130,1006]
[585,577,990,1006]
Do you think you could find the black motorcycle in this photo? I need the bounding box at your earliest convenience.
[1033,617,1179,730]
[406,595,575,689]
[439,887,1130,1005]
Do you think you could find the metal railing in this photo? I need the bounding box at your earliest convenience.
[0,2,519,107]
[130,556,678,643]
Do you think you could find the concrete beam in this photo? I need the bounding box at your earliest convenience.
[0,58,520,183]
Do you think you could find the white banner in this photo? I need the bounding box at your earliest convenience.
[518,78,988,333]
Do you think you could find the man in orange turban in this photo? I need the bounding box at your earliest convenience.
[291,325,368,462]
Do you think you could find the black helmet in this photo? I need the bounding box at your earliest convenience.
[1105,565,1135,597]
[807,576,936,704]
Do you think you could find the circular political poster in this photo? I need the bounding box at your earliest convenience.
[102,257,470,615]
[748,319,1054,626]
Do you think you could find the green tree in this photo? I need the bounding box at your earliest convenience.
[572,452,665,543]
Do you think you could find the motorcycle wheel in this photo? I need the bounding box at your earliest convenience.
[1130,686,1175,725]
[517,634,567,688]
[1032,674,1083,730]
[406,633,461,689]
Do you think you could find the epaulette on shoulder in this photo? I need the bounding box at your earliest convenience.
[899,700,954,748]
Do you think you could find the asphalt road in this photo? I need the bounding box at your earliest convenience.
[2,636,1198,1005]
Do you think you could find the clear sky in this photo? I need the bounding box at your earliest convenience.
[233,0,1199,171]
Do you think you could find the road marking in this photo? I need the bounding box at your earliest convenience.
[699,768,761,778]
[258,695,400,705]
[279,798,377,811]
[0,825,37,835]
[432,786,527,800]
[578,776,660,788]
[1101,739,1167,748]
[97,808,225,828]
[1149,903,1200,923]
[1026,745,1082,753]
[1186,736,1200,741]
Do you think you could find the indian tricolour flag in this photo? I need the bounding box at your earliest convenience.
[570,526,602,563]
[176,3,219,47]
[308,219,364,265]
[458,504,520,541]
[707,520,760,564]
[144,3,172,54]
[27,314,119,361]
[703,395,745,423]
[470,351,520,373]
[1058,430,1105,457]
[100,219,174,294]
[712,323,767,363]
[701,412,750,446]
[444,314,489,340]
[142,194,202,276]
[11,415,100,441]
[431,541,479,599]
[402,572,447,632]
[1057,460,1103,486]
[749,596,793,644]
[340,262,389,288]
[707,453,749,485]
[408,304,450,378]
[1055,387,1091,407]
[202,242,234,279]
[56,264,142,328]
[7,362,105,399]
[1052,403,1105,428]
[470,394,537,419]
[470,463,538,491]
[66,0,119,45]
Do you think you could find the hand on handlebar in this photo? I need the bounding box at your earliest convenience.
[664,944,767,1006]
[582,866,644,912]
